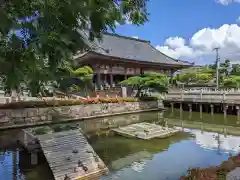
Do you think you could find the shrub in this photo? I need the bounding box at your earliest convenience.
[138,96,160,101]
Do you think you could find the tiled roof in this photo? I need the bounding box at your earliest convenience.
[78,32,193,66]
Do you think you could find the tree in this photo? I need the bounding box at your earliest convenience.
[223,75,240,88]
[0,0,149,96]
[231,64,240,76]
[120,72,169,97]
[66,66,93,96]
[173,67,214,85]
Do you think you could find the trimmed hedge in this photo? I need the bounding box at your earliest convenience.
[139,96,160,101]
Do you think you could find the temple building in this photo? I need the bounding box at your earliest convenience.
[74,33,193,90]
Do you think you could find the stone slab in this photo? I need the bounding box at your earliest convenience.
[112,122,180,140]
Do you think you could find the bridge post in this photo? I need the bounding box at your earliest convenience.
[199,104,203,119]
[188,104,192,120]
[236,106,240,120]
[179,103,183,119]
[223,91,226,101]
[223,104,228,118]
[188,104,192,113]
[170,103,174,114]
[210,104,214,115]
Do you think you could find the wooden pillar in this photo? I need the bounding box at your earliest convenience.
[210,104,214,115]
[110,74,113,87]
[97,73,102,90]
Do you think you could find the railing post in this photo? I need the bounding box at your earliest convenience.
[200,89,203,100]
[223,91,226,101]
[236,106,240,120]
[181,90,184,100]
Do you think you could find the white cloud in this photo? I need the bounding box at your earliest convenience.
[132,36,139,39]
[156,24,240,65]
[237,16,240,23]
[216,0,240,5]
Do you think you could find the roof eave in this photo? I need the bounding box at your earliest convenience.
[74,51,193,68]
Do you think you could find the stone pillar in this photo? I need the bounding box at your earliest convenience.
[200,89,203,100]
[180,103,183,119]
[236,106,240,118]
[223,92,226,101]
[210,104,214,115]
[170,103,174,114]
[181,120,184,131]
[188,104,192,120]
[188,104,192,113]
[223,127,227,138]
[199,104,203,119]
[223,104,228,118]
[201,122,204,134]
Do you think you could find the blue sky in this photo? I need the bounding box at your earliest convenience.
[114,0,240,65]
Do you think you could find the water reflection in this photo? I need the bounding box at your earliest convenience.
[1,109,240,180]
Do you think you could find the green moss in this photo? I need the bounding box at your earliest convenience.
[34,127,49,135]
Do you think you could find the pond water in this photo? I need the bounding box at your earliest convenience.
[1,109,240,180]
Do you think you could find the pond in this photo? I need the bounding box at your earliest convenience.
[1,109,240,180]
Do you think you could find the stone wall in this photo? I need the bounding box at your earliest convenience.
[0,100,163,130]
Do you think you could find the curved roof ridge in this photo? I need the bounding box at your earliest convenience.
[104,32,150,43]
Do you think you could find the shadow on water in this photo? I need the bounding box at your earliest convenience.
[0,131,54,180]
[1,109,240,180]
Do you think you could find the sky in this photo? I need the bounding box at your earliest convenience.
[114,0,240,65]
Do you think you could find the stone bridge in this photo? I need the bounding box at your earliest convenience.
[164,89,240,117]
[165,89,240,104]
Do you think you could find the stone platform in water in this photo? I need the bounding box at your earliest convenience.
[112,122,180,140]
[36,130,108,180]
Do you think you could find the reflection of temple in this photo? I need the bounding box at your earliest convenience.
[111,151,152,171]
[88,132,191,168]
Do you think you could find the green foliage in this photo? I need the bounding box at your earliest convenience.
[121,72,169,96]
[223,75,240,88]
[231,64,240,76]
[0,0,148,95]
[34,127,50,135]
[174,67,214,84]
[58,66,93,95]
[138,96,160,101]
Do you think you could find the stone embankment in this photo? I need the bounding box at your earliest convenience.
[0,100,164,130]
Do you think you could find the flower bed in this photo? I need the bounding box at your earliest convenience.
[0,97,142,109]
